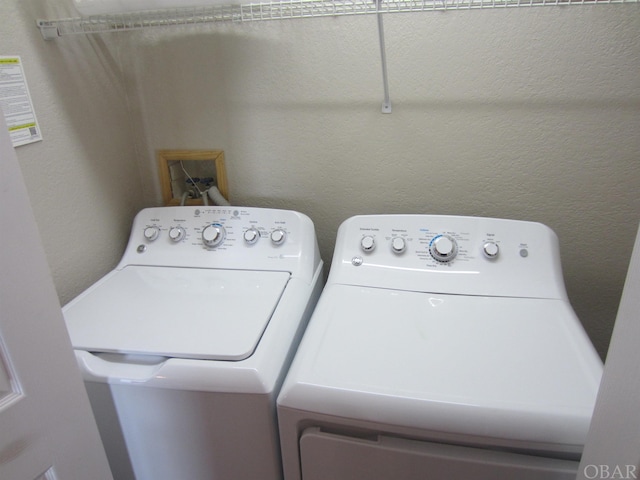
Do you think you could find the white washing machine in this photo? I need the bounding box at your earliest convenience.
[63,206,323,480]
[277,214,603,480]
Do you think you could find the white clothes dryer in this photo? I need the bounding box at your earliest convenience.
[63,206,323,480]
[277,214,602,480]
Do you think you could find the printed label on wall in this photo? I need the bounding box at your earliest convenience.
[0,56,42,147]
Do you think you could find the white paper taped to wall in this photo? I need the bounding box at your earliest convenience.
[0,56,42,147]
[73,0,240,16]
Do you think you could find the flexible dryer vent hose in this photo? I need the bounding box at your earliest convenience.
[207,186,230,207]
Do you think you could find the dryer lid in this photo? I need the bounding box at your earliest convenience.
[63,266,290,361]
[279,284,603,453]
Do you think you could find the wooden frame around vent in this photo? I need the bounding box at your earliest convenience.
[157,149,229,206]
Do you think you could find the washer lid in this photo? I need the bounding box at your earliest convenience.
[279,284,603,454]
[63,266,290,361]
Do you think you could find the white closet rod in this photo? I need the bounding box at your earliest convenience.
[37,0,637,39]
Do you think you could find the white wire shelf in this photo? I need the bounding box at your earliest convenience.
[37,0,638,38]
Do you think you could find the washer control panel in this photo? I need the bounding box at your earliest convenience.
[334,214,567,299]
[118,206,320,281]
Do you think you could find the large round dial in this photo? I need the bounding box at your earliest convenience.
[202,223,226,248]
[430,234,458,262]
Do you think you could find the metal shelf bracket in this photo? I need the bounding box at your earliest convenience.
[376,2,392,114]
[37,20,60,40]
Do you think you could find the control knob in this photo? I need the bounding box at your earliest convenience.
[360,235,376,252]
[244,228,260,245]
[202,224,226,248]
[143,226,160,242]
[430,234,458,262]
[391,237,406,254]
[168,226,185,242]
[483,241,499,259]
[270,228,287,246]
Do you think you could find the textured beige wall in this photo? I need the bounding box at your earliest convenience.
[1,0,145,304]
[122,7,640,358]
[3,2,638,359]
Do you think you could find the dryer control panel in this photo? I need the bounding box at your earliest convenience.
[330,215,568,300]
[117,206,321,283]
